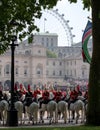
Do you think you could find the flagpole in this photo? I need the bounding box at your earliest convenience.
[44,18,47,33]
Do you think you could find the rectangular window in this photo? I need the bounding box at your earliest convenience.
[24,61,27,63]
[59,62,62,66]
[24,69,27,76]
[59,70,62,76]
[46,70,49,76]
[46,61,49,65]
[53,71,55,76]
[53,61,55,66]
[16,68,18,75]
[0,68,1,75]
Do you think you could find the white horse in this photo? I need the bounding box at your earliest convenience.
[47,100,58,124]
[39,100,58,124]
[57,100,68,123]
[39,103,48,123]
[27,102,39,125]
[14,101,23,125]
[69,99,85,124]
[0,100,9,125]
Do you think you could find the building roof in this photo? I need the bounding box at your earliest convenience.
[34,32,58,36]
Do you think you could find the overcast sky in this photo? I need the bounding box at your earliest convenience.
[35,0,91,46]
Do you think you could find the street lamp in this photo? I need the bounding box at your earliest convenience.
[7,34,18,126]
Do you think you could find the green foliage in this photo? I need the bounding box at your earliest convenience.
[46,50,57,58]
[68,0,91,10]
[0,0,58,54]
[0,0,91,54]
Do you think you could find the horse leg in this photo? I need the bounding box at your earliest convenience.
[64,109,67,124]
[32,113,34,125]
[72,110,75,120]
[35,111,38,124]
[33,111,38,125]
[49,111,52,125]
[68,110,71,123]
[55,108,58,123]
[76,110,80,124]
[40,110,44,123]
[47,111,50,119]
[81,108,85,123]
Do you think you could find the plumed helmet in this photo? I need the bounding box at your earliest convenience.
[20,84,23,90]
[28,84,31,91]
[14,84,17,91]
[76,85,80,91]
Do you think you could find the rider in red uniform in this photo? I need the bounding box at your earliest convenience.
[68,86,79,119]
[84,90,88,100]
[54,88,63,103]
[70,88,78,101]
[68,87,79,109]
[42,88,50,101]
[39,87,50,108]
[83,90,88,105]
[24,84,33,106]
[19,84,26,95]
[49,86,56,99]
[33,86,41,103]
[13,84,22,102]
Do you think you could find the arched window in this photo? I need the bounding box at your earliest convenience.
[25,50,31,55]
[81,65,87,78]
[36,64,43,77]
[24,68,28,76]
[4,64,10,75]
[15,67,19,75]
[0,65,2,75]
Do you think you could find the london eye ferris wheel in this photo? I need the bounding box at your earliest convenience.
[35,9,75,47]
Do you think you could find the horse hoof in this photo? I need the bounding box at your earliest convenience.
[64,121,66,124]
[49,122,51,125]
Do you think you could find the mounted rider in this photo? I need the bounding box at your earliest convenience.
[54,88,63,103]
[84,90,88,100]
[83,89,88,105]
[24,84,33,107]
[68,86,79,109]
[33,86,41,103]
[19,84,26,95]
[13,84,22,102]
[0,88,4,101]
[39,87,50,108]
[75,85,82,96]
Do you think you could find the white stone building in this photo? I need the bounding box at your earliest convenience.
[0,32,91,90]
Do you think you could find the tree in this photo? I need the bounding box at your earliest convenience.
[0,0,100,125]
[69,0,100,125]
[0,0,58,54]
[46,50,57,58]
[86,0,100,125]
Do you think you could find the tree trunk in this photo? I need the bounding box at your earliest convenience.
[86,0,100,125]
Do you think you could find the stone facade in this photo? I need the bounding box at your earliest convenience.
[0,32,91,90]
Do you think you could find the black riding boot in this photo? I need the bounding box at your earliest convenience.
[72,110,75,119]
